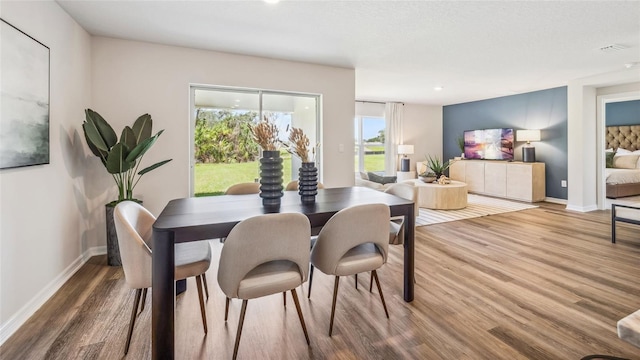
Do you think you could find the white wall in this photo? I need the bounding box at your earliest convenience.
[0,1,92,343]
[91,37,355,218]
[402,104,443,173]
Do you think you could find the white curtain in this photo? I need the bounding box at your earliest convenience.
[385,102,404,175]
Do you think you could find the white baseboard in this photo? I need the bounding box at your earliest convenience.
[0,246,106,346]
[544,197,567,205]
[565,204,599,212]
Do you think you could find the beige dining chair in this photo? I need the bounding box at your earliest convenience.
[309,203,390,336]
[285,180,325,191]
[384,182,418,246]
[114,201,211,355]
[218,213,312,360]
[225,182,260,195]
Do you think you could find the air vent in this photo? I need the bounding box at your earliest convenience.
[599,44,628,52]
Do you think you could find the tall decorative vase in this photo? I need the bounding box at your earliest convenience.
[259,150,284,207]
[298,162,318,204]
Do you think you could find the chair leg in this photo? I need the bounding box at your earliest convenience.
[124,289,142,355]
[233,300,248,360]
[369,272,373,292]
[355,273,358,289]
[308,264,314,299]
[283,292,286,307]
[225,297,230,321]
[329,276,340,336]
[195,275,208,334]
[372,270,389,318]
[202,273,210,300]
[139,288,148,314]
[290,288,310,345]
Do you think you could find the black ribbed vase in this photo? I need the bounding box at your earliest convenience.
[259,150,284,207]
[298,162,318,204]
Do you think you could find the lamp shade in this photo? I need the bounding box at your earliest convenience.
[516,130,541,142]
[397,144,414,155]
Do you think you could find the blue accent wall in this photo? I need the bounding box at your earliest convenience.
[443,86,568,200]
[606,100,640,126]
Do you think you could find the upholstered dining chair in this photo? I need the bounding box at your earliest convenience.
[309,203,390,336]
[285,180,325,191]
[218,213,312,360]
[225,182,260,195]
[114,201,211,355]
[384,182,418,246]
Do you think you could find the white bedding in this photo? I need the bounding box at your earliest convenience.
[605,168,640,185]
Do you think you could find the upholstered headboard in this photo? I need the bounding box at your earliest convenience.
[606,125,640,151]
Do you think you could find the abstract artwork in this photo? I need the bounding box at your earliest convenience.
[0,19,50,169]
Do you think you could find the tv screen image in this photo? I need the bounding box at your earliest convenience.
[463,128,514,160]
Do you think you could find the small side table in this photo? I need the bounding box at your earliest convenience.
[397,171,416,182]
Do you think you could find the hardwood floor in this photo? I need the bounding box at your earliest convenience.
[2,203,640,359]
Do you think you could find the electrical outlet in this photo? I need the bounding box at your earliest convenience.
[561,180,567,188]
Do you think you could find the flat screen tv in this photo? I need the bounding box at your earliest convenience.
[464,128,514,160]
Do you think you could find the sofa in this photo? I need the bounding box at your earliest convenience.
[355,172,396,191]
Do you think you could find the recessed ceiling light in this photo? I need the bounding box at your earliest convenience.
[624,61,640,68]
[264,0,280,4]
[235,99,240,102]
[434,86,444,91]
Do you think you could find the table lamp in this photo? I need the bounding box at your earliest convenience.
[397,144,414,172]
[516,130,540,163]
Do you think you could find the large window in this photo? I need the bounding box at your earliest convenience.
[191,87,319,196]
[355,116,386,173]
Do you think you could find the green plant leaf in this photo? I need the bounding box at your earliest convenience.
[82,124,108,158]
[138,159,172,176]
[105,142,134,174]
[85,109,117,150]
[125,131,161,162]
[132,113,152,144]
[120,126,137,150]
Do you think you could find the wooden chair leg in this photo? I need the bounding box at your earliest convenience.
[308,264,314,299]
[202,273,210,300]
[124,289,142,355]
[233,300,248,360]
[195,275,208,334]
[290,288,310,345]
[372,270,389,318]
[283,292,286,307]
[329,276,340,336]
[225,297,230,321]
[355,273,358,289]
[139,288,148,314]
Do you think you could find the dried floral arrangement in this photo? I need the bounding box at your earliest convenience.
[251,116,280,151]
[286,126,319,163]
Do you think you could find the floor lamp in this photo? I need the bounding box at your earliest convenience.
[398,144,414,172]
[516,130,540,163]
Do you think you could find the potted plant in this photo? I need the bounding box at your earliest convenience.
[457,136,465,159]
[419,155,450,182]
[286,126,319,203]
[251,116,284,207]
[83,109,172,265]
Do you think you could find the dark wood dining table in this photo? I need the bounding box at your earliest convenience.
[151,186,415,359]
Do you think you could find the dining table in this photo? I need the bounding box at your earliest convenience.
[151,186,415,359]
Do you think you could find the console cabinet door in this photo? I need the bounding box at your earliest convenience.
[465,161,485,193]
[506,164,533,201]
[484,162,507,197]
[449,160,465,182]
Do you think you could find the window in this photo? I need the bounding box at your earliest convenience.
[191,87,320,196]
[354,116,386,173]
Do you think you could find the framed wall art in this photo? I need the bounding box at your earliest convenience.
[0,18,50,169]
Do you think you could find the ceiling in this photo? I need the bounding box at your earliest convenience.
[56,0,640,106]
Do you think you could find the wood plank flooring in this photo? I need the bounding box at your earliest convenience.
[2,203,640,359]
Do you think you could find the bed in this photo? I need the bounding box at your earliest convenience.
[605,125,640,198]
